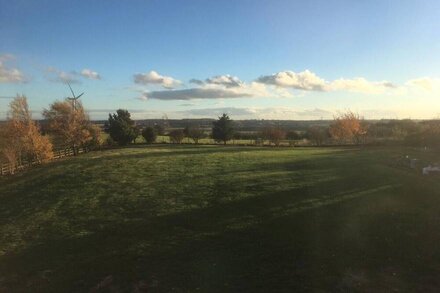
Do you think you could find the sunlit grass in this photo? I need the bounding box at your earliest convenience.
[1,145,440,291]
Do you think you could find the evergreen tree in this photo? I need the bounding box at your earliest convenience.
[212,114,234,145]
[107,109,138,145]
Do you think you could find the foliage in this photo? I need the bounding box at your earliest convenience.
[154,124,165,136]
[329,111,367,144]
[2,96,53,172]
[169,129,185,144]
[104,136,117,147]
[286,130,303,140]
[43,99,93,154]
[212,113,234,145]
[107,109,138,145]
[142,127,157,144]
[85,124,103,150]
[405,120,440,147]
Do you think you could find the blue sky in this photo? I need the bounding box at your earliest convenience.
[1,0,439,120]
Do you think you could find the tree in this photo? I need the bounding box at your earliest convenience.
[405,120,440,148]
[186,125,205,144]
[107,109,138,145]
[261,127,286,146]
[43,99,93,155]
[2,96,53,172]
[329,111,367,144]
[142,126,157,144]
[169,129,184,144]
[212,113,234,145]
[286,130,302,140]
[306,126,329,146]
[84,124,103,150]
[153,124,165,136]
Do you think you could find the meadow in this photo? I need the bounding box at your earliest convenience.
[1,145,440,292]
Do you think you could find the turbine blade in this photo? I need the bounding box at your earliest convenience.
[67,82,76,98]
[77,93,84,99]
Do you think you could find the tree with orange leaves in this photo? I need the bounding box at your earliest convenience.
[0,96,53,173]
[43,99,94,155]
[329,111,368,144]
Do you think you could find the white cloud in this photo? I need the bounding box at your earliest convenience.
[81,68,101,80]
[257,70,327,91]
[329,78,396,94]
[139,87,253,100]
[406,77,440,91]
[0,54,26,83]
[205,74,243,88]
[138,75,278,100]
[133,70,181,89]
[46,67,80,84]
[257,70,396,94]
[46,66,102,83]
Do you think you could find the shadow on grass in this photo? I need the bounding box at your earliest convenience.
[1,146,438,292]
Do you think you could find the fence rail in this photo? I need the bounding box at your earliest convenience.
[0,146,87,176]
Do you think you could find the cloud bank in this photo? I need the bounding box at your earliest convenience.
[406,77,440,91]
[256,70,396,94]
[136,70,409,101]
[46,67,102,83]
[138,87,253,100]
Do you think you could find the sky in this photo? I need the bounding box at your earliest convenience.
[1,0,440,120]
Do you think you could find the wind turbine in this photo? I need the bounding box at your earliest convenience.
[66,82,84,111]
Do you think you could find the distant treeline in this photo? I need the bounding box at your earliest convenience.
[92,118,333,131]
[101,110,440,148]
[2,97,440,176]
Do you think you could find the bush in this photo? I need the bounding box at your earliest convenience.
[104,136,117,147]
[142,127,157,144]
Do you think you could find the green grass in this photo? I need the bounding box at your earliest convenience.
[1,145,440,292]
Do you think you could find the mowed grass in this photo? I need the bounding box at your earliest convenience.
[1,146,440,292]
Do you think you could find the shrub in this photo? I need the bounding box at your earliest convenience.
[142,127,157,144]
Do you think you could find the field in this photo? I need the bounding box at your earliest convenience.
[1,145,440,292]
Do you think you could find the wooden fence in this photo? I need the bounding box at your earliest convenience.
[0,146,87,176]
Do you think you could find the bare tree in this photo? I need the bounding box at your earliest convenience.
[261,127,286,146]
[169,129,184,144]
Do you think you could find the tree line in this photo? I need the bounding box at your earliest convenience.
[0,96,103,173]
[2,96,440,174]
[104,109,440,148]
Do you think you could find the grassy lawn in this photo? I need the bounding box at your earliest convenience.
[1,145,440,292]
